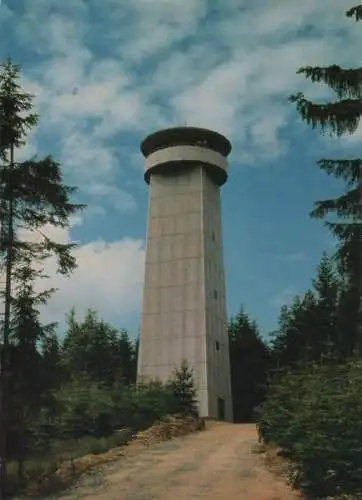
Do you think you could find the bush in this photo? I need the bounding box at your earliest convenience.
[259,360,362,498]
[6,361,200,496]
[30,366,198,449]
[54,376,116,439]
[118,380,173,430]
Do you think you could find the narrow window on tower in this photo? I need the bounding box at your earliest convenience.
[213,289,218,299]
[215,341,220,351]
[211,230,215,241]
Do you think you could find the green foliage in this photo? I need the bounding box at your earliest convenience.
[40,333,62,392]
[7,40,362,500]
[167,360,199,417]
[48,371,193,442]
[61,308,137,386]
[0,57,254,496]
[0,58,38,159]
[55,376,116,439]
[228,306,270,421]
[270,252,347,369]
[0,57,85,496]
[259,361,362,498]
[28,354,199,449]
[123,380,173,429]
[5,431,134,497]
[346,4,362,21]
[289,6,362,355]
[289,91,362,136]
[265,243,362,499]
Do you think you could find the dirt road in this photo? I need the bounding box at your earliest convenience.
[53,423,300,500]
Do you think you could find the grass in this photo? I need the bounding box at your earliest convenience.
[6,432,134,498]
[7,416,205,498]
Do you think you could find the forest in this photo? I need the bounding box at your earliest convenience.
[1,3,362,500]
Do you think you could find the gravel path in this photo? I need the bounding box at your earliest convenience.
[48,423,300,500]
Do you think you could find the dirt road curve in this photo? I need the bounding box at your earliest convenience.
[54,423,300,500]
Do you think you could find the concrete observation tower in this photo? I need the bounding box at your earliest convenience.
[137,126,233,421]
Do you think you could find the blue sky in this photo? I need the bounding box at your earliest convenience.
[1,0,361,340]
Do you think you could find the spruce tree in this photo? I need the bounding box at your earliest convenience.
[271,255,341,370]
[311,253,340,362]
[169,360,198,417]
[0,59,84,497]
[270,296,303,371]
[0,59,37,498]
[61,308,129,386]
[228,305,270,422]
[7,255,60,481]
[289,6,362,356]
[275,291,319,368]
[117,329,137,385]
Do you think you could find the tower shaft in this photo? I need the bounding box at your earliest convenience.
[138,127,233,421]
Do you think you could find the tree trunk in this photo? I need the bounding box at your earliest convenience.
[17,425,25,486]
[358,172,362,356]
[0,146,15,500]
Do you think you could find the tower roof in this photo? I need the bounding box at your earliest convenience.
[140,126,232,158]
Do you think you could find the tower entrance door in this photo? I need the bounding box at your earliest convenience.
[217,397,225,421]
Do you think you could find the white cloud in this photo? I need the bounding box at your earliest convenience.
[16,3,89,56]
[17,221,145,326]
[87,184,137,213]
[14,0,362,173]
[60,131,117,181]
[14,8,165,214]
[107,0,208,61]
[44,237,145,326]
[5,0,361,324]
[15,135,37,163]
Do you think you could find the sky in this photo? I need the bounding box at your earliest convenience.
[0,0,361,340]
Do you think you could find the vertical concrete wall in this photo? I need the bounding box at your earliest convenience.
[201,169,233,421]
[138,163,232,420]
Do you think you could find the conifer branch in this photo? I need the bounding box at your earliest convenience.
[346,5,362,21]
[311,188,362,219]
[297,66,362,99]
[317,159,362,185]
[0,58,85,495]
[289,92,362,136]
[326,222,361,277]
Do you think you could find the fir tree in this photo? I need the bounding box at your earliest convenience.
[271,253,351,371]
[7,255,58,481]
[312,253,340,362]
[270,295,306,370]
[61,308,137,387]
[40,331,62,413]
[0,59,37,498]
[117,329,137,385]
[289,6,362,356]
[0,59,84,497]
[169,360,198,417]
[228,305,270,422]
